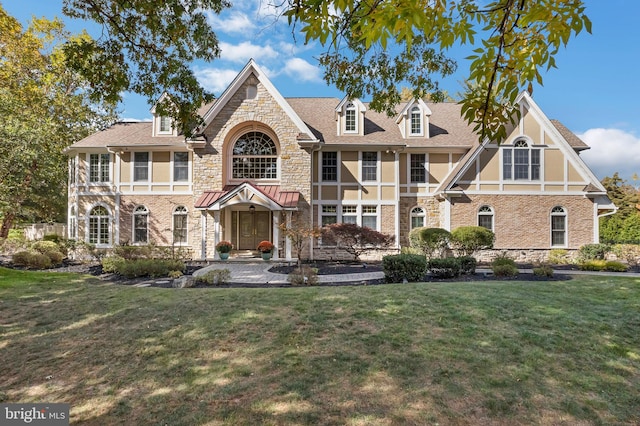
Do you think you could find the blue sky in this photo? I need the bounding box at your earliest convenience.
[3,0,639,181]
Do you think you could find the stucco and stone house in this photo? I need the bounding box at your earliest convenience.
[64,60,615,261]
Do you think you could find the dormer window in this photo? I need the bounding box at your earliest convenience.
[159,116,172,134]
[410,106,422,135]
[345,102,357,133]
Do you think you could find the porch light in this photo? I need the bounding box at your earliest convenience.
[249,205,255,214]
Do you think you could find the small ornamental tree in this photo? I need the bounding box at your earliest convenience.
[280,217,321,268]
[450,226,495,256]
[409,227,451,259]
[322,223,394,261]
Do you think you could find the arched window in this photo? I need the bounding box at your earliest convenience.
[551,206,567,247]
[478,205,494,231]
[232,131,278,180]
[410,207,426,229]
[503,139,540,180]
[88,205,110,246]
[410,106,422,135]
[173,206,188,244]
[133,205,149,244]
[345,102,357,132]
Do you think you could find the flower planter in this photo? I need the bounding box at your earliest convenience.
[218,252,230,260]
[261,252,272,261]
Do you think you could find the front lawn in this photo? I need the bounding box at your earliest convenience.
[0,267,638,425]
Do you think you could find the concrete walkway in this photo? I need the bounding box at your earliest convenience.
[193,260,384,285]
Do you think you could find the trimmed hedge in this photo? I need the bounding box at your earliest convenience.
[101,257,185,278]
[427,257,461,278]
[382,254,428,283]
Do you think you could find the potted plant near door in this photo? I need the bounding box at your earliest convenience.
[257,240,274,261]
[216,240,233,260]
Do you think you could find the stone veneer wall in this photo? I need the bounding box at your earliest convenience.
[449,194,594,249]
[190,75,313,259]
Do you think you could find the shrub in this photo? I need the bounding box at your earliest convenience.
[612,244,640,267]
[382,254,427,283]
[101,256,125,273]
[579,260,606,271]
[11,251,32,267]
[42,234,62,244]
[102,258,185,278]
[577,243,611,261]
[548,249,570,265]
[409,227,451,259]
[26,252,53,269]
[31,240,61,254]
[322,223,394,261]
[13,249,57,269]
[533,265,554,278]
[604,260,628,272]
[491,254,518,278]
[196,269,231,285]
[428,257,461,279]
[450,226,495,256]
[288,266,319,286]
[168,270,183,278]
[457,256,477,275]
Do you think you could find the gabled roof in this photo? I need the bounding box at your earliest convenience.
[335,96,367,112]
[65,121,185,151]
[198,59,318,143]
[395,98,432,124]
[195,181,299,210]
[549,119,589,151]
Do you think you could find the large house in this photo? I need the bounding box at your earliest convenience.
[65,60,615,261]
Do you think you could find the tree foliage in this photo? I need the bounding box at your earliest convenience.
[61,0,228,136]
[322,223,394,261]
[599,173,640,244]
[285,0,591,142]
[0,6,117,237]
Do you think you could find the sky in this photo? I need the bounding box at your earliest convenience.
[2,0,640,182]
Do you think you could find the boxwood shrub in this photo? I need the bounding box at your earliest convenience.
[427,257,462,278]
[382,254,427,283]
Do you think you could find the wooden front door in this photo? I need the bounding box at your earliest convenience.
[238,211,270,250]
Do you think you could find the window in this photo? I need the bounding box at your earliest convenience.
[173,206,188,244]
[133,206,149,244]
[503,140,540,180]
[410,154,426,183]
[69,158,76,185]
[362,152,377,181]
[88,205,110,245]
[159,116,171,133]
[345,102,356,132]
[173,152,189,182]
[321,205,337,226]
[410,106,422,135]
[410,207,426,229]
[551,206,566,247]
[89,153,110,183]
[232,131,278,180]
[322,152,338,181]
[478,205,494,231]
[134,152,149,182]
[69,206,77,239]
[342,205,357,224]
[362,205,377,229]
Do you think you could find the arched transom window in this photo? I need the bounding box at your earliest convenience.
[88,205,110,246]
[410,106,422,135]
[410,206,426,229]
[503,139,540,180]
[551,206,567,247]
[232,131,278,180]
[478,205,494,231]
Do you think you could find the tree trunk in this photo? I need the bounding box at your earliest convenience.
[0,212,15,239]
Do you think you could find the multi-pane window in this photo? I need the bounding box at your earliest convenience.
[321,205,337,226]
[89,153,110,183]
[551,206,566,247]
[410,106,422,135]
[69,207,77,239]
[342,205,357,224]
[410,154,426,183]
[362,152,378,181]
[69,158,76,185]
[410,207,426,229]
[173,206,188,244]
[478,205,494,231]
[88,205,110,245]
[159,116,171,133]
[134,152,149,182]
[173,152,189,182]
[232,131,278,180]
[322,152,338,181]
[503,140,540,180]
[362,205,377,229]
[133,206,149,244]
[345,102,356,132]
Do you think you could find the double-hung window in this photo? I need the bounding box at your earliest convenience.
[410,106,422,135]
[134,152,149,182]
[322,152,337,181]
[89,153,110,183]
[410,154,426,183]
[345,102,356,132]
[173,206,188,244]
[478,205,494,231]
[362,206,377,229]
[88,206,110,246]
[159,116,171,133]
[503,140,540,180]
[321,205,337,226]
[173,152,189,182]
[133,206,149,244]
[411,207,426,229]
[551,206,567,247]
[362,152,377,181]
[342,205,357,224]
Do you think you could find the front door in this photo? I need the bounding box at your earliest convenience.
[238,211,270,250]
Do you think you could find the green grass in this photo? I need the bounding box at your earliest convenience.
[1,267,639,425]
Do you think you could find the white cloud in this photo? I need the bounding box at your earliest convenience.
[193,67,241,94]
[578,128,640,181]
[206,10,255,34]
[283,58,322,82]
[219,41,278,64]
